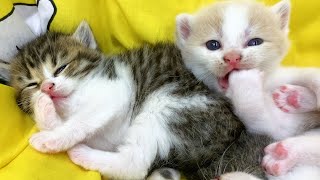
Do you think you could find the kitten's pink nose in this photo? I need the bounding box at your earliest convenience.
[223,51,242,66]
[41,82,55,94]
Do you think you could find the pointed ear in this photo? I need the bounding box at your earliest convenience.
[271,0,291,32]
[176,14,193,46]
[72,21,97,49]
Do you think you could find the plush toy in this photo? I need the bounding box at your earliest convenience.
[0,0,54,83]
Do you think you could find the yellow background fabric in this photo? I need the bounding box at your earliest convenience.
[0,0,319,179]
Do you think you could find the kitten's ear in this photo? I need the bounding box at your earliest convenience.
[271,0,290,32]
[176,14,193,46]
[72,21,97,49]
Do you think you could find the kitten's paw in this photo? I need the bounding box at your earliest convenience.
[226,69,263,98]
[68,144,99,170]
[35,94,60,130]
[272,84,317,113]
[29,131,66,153]
[262,141,297,176]
[229,69,263,88]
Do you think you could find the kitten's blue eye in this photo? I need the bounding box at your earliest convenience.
[54,64,68,77]
[247,38,264,46]
[205,40,221,51]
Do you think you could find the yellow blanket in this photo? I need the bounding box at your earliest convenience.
[0,0,319,179]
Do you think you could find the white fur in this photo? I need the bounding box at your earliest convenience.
[147,168,181,180]
[221,69,320,179]
[218,166,320,180]
[222,4,248,49]
[30,63,134,153]
[218,172,263,180]
[268,165,320,180]
[66,84,212,179]
[75,83,211,179]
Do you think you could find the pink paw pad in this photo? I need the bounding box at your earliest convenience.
[268,163,280,175]
[286,91,300,108]
[262,141,298,176]
[273,143,288,159]
[272,85,302,113]
[273,84,318,113]
[280,86,288,92]
[273,93,280,100]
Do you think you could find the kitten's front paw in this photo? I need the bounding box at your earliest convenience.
[68,144,99,170]
[35,94,60,130]
[272,84,317,113]
[226,69,263,97]
[229,69,263,88]
[29,131,66,153]
[262,141,297,176]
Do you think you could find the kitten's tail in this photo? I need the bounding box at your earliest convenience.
[0,59,10,84]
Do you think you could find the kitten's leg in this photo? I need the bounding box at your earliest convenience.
[68,126,163,179]
[262,131,320,176]
[272,84,317,113]
[226,69,271,135]
[68,104,175,179]
[33,94,62,130]
[29,80,132,153]
[227,69,302,139]
[29,105,123,153]
[268,67,320,110]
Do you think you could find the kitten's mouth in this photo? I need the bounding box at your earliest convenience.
[218,69,238,90]
[50,95,68,102]
[218,73,231,90]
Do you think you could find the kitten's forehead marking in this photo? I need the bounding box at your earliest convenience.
[222,4,249,48]
[43,65,52,79]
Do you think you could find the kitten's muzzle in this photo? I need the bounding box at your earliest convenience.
[223,51,242,68]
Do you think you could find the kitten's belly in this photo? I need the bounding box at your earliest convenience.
[84,116,131,151]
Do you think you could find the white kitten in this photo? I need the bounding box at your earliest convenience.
[176,0,320,179]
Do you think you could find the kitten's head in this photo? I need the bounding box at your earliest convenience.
[176,0,290,91]
[10,21,100,114]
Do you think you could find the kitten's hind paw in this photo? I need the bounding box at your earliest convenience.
[68,144,100,171]
[272,84,317,113]
[262,141,297,176]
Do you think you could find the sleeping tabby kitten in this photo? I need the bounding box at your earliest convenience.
[10,21,244,179]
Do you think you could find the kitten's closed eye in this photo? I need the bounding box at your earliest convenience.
[205,40,221,51]
[54,64,68,77]
[247,38,264,47]
[26,82,38,88]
